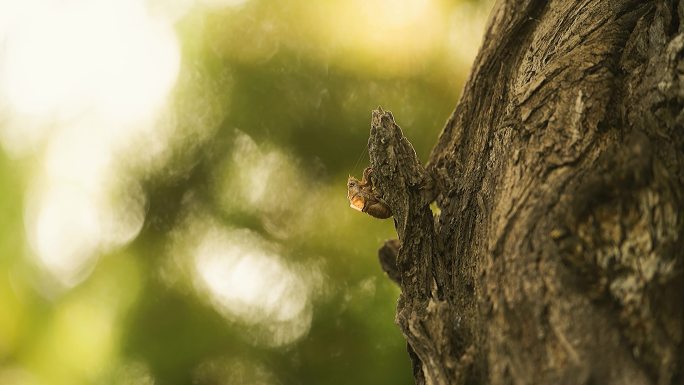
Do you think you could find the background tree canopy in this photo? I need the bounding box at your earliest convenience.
[0,0,491,384]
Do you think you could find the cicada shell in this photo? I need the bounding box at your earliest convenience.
[347,170,392,219]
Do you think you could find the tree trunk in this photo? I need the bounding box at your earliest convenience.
[368,1,684,384]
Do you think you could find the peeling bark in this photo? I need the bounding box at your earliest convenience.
[367,1,684,384]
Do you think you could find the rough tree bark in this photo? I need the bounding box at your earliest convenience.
[367,1,684,384]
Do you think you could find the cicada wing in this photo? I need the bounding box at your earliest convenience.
[349,195,366,212]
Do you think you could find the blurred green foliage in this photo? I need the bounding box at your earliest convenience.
[0,0,491,384]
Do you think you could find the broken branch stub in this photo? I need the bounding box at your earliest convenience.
[367,108,438,296]
[369,109,457,385]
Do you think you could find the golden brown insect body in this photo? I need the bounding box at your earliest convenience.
[347,167,392,219]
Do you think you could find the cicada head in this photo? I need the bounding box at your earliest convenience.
[347,176,361,199]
